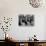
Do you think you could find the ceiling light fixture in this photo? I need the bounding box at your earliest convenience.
[29,0,43,8]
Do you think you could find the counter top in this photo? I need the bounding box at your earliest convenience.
[12,40,46,43]
[5,39,46,43]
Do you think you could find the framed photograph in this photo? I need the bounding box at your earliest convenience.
[18,14,34,26]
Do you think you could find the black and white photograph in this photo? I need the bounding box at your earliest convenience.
[19,14,34,26]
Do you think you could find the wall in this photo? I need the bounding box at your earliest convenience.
[0,0,46,40]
